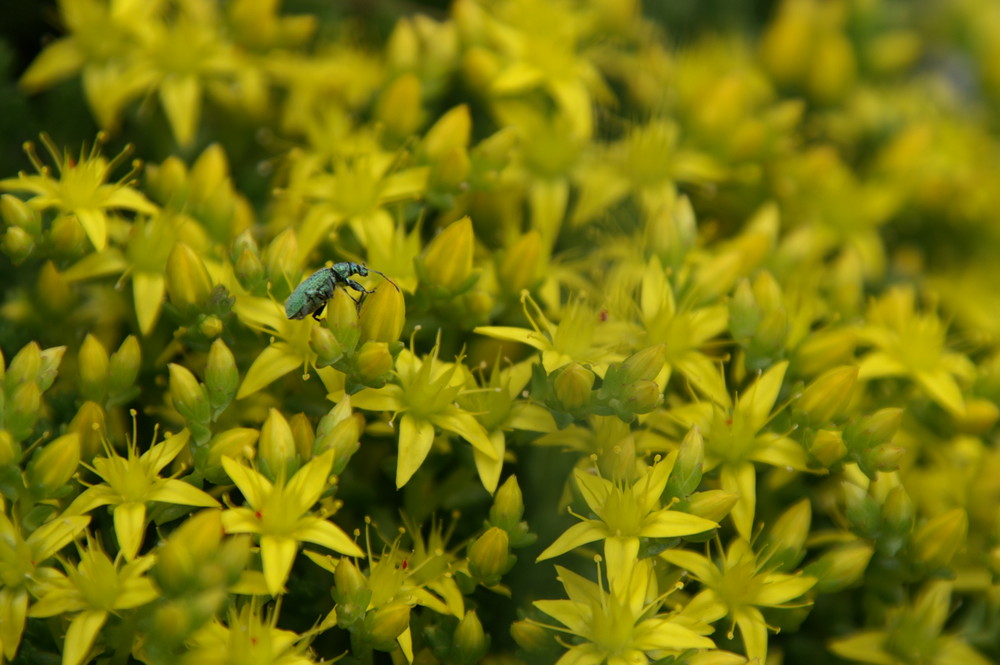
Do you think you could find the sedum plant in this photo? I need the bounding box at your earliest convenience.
[1,0,999,664]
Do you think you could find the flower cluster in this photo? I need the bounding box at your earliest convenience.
[2,0,1000,664]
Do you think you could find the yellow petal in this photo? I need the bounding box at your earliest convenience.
[430,411,497,460]
[148,479,220,508]
[721,462,757,541]
[221,456,272,508]
[63,610,108,665]
[19,38,84,92]
[261,534,297,595]
[396,414,435,488]
[295,516,364,557]
[0,587,29,660]
[734,606,768,663]
[114,502,147,561]
[159,74,201,147]
[75,208,107,251]
[133,271,165,336]
[536,520,607,561]
[473,430,505,494]
[237,344,303,399]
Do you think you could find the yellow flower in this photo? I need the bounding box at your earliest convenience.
[0,497,90,661]
[858,286,974,415]
[0,133,157,251]
[179,601,320,665]
[351,341,499,489]
[220,451,364,595]
[534,559,715,665]
[64,428,220,561]
[662,539,816,664]
[537,455,717,586]
[28,540,160,665]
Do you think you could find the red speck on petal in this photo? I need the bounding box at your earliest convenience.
[598,309,608,322]
[725,417,733,426]
[401,559,408,570]
[255,510,263,519]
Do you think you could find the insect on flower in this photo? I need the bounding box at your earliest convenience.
[285,262,399,320]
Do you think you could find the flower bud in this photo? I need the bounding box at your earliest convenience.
[364,603,412,650]
[553,363,594,410]
[198,315,223,339]
[511,619,555,654]
[871,444,904,472]
[324,287,360,332]
[729,279,760,340]
[169,363,211,425]
[0,429,17,466]
[619,345,666,385]
[155,509,225,593]
[432,146,471,190]
[842,482,880,537]
[622,379,662,414]
[38,345,65,391]
[845,407,903,453]
[468,526,513,586]
[685,490,739,523]
[452,610,488,665]
[805,541,874,593]
[356,342,393,382]
[205,339,238,414]
[235,247,265,292]
[108,336,141,401]
[420,216,475,292]
[810,429,847,467]
[498,231,543,295]
[50,215,87,256]
[8,382,41,441]
[38,261,72,312]
[204,428,258,484]
[1,194,41,235]
[798,365,858,425]
[69,401,106,460]
[794,328,856,376]
[881,485,914,555]
[2,226,34,263]
[490,475,525,531]
[288,412,315,461]
[668,428,704,498]
[913,508,967,569]
[316,414,364,476]
[359,284,405,343]
[27,432,80,496]
[762,499,811,571]
[166,242,213,314]
[6,341,41,390]
[462,47,501,92]
[259,408,299,479]
[78,334,109,404]
[955,397,1000,434]
[423,105,471,160]
[376,74,423,139]
[311,326,346,367]
[264,228,299,297]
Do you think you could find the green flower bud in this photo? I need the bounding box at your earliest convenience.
[166,242,213,314]
[686,490,739,523]
[0,429,17,467]
[359,284,405,344]
[2,226,34,263]
[69,401,106,460]
[1,194,41,235]
[762,499,811,571]
[204,428,258,484]
[842,482,880,537]
[8,382,41,441]
[259,408,299,479]
[264,228,300,298]
[462,47,501,93]
[375,74,423,139]
[872,444,904,472]
[315,414,364,476]
[38,261,71,313]
[155,509,225,593]
[311,326,346,367]
[668,427,705,498]
[882,485,915,538]
[108,336,141,400]
[420,217,475,292]
[50,215,87,256]
[356,342,393,382]
[198,314,223,339]
[6,341,41,391]
[452,610,488,665]
[78,334,110,404]
[810,429,847,467]
[205,339,238,415]
[468,526,513,587]
[805,541,874,593]
[235,246,265,292]
[169,363,211,425]
[423,105,471,160]
[553,363,594,411]
[794,328,856,376]
[619,344,666,384]
[511,619,558,654]
[489,475,525,532]
[324,287,360,333]
[37,345,65,391]
[334,558,370,627]
[729,278,760,340]
[27,432,80,496]
[499,231,544,295]
[364,603,412,650]
[798,365,858,425]
[913,508,967,569]
[622,379,662,414]
[433,146,472,190]
[288,412,315,461]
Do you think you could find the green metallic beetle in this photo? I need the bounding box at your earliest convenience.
[285,262,399,320]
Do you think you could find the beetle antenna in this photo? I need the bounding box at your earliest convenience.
[367,268,400,291]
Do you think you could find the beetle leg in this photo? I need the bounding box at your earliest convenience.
[345,278,373,295]
[311,302,326,321]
